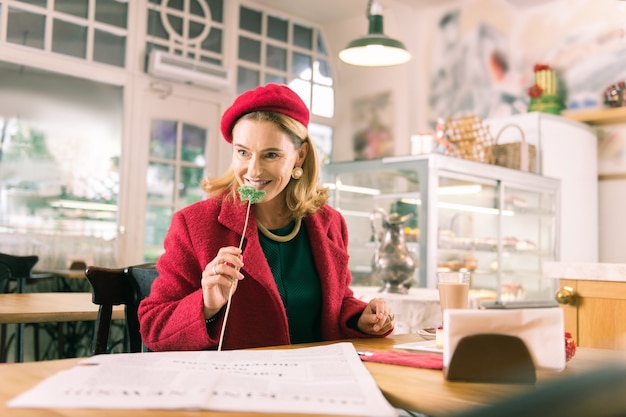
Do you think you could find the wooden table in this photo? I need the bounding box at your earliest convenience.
[1,333,625,417]
[0,293,124,324]
[0,293,124,361]
[35,269,86,280]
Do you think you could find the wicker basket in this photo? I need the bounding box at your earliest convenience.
[490,124,536,172]
[443,115,494,164]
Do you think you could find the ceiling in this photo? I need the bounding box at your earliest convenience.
[251,0,558,23]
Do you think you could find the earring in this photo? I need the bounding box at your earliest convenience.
[291,166,303,179]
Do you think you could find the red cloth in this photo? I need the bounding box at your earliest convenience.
[220,83,310,143]
[360,350,443,369]
[138,195,390,352]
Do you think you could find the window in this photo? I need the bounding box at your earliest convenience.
[144,119,208,261]
[0,63,122,268]
[4,0,128,68]
[145,0,225,66]
[236,4,334,118]
[236,3,334,162]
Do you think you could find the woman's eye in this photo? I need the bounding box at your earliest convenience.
[237,149,248,157]
[265,152,279,159]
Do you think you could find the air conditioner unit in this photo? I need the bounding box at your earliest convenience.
[147,50,230,91]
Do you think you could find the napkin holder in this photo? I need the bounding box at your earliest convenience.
[444,333,536,383]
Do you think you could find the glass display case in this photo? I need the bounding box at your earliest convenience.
[322,154,561,302]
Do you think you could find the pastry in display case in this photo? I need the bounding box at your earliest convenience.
[323,154,560,302]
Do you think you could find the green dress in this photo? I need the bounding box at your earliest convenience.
[259,220,322,344]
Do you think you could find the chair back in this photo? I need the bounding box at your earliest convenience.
[85,263,158,355]
[0,253,39,293]
[0,263,10,294]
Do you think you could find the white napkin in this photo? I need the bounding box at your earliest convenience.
[443,308,565,371]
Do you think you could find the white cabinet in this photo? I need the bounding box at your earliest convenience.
[485,112,598,263]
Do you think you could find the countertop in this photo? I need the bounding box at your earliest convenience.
[543,262,626,282]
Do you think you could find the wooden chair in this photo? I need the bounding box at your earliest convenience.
[85,263,158,355]
[0,263,8,293]
[0,253,55,362]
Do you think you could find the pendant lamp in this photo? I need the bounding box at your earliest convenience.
[339,0,411,67]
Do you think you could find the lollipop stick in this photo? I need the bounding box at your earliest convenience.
[217,186,265,351]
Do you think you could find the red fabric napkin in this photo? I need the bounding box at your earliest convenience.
[359,350,443,369]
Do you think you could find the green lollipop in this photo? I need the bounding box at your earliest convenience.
[237,185,266,250]
[238,185,266,205]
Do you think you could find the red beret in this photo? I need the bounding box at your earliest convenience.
[220,83,310,143]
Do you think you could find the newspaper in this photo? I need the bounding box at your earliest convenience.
[8,342,397,417]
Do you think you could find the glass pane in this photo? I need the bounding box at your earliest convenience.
[52,19,87,58]
[267,15,287,42]
[292,52,312,79]
[314,59,333,86]
[266,44,286,71]
[0,63,122,269]
[189,20,204,39]
[293,23,313,50]
[238,36,261,63]
[181,123,206,164]
[317,32,328,55]
[309,123,333,165]
[93,30,126,67]
[95,0,128,28]
[239,6,261,34]
[14,0,46,7]
[7,7,45,49]
[312,84,334,118]
[150,120,177,159]
[147,9,168,39]
[144,205,172,261]
[201,27,222,54]
[179,166,204,206]
[265,73,286,85]
[146,162,175,204]
[167,0,184,11]
[288,79,312,110]
[237,66,260,94]
[55,0,87,18]
[207,0,223,22]
[167,14,183,37]
[190,0,204,18]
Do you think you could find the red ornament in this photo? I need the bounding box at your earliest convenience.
[528,83,543,98]
[565,332,577,362]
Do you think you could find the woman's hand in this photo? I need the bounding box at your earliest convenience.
[201,246,244,319]
[357,298,395,335]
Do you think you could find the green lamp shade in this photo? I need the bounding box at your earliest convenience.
[339,35,411,67]
[339,12,411,67]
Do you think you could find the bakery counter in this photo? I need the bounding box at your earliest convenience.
[543,262,626,282]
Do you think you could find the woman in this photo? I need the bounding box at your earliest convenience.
[138,84,394,351]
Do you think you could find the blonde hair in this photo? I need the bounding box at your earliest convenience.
[201,111,328,218]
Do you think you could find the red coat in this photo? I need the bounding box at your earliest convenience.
[138,196,381,351]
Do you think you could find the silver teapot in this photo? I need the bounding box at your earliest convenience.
[370,208,416,294]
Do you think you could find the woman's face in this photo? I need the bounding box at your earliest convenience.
[231,118,307,205]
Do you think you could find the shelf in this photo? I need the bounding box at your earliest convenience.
[561,106,626,125]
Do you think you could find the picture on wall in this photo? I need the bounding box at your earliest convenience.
[351,91,394,160]
[426,0,626,126]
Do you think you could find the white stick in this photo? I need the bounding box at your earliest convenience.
[217,201,252,351]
